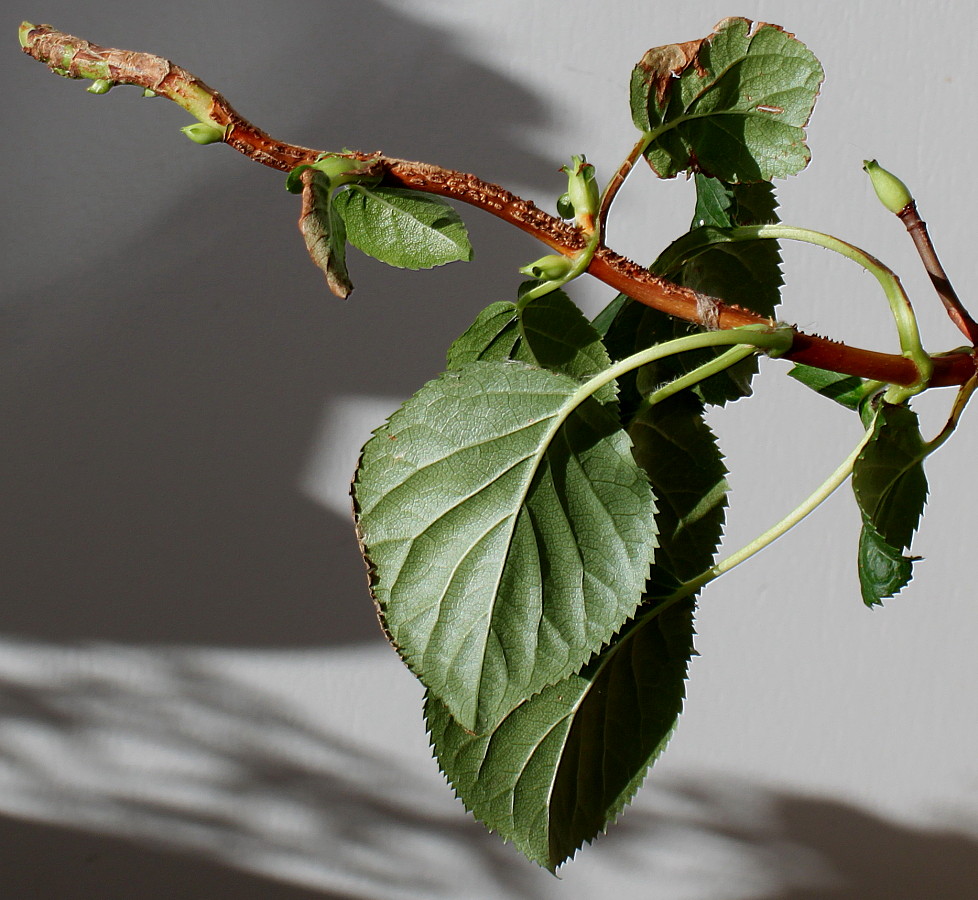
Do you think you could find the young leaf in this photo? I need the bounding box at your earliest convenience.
[851,403,929,606]
[858,514,916,607]
[354,361,657,734]
[601,177,782,407]
[297,168,354,298]
[630,17,823,181]
[333,185,472,270]
[427,394,727,869]
[852,403,929,551]
[788,363,866,409]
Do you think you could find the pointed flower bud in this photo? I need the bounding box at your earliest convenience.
[863,159,913,214]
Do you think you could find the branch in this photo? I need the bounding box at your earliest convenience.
[20,23,978,389]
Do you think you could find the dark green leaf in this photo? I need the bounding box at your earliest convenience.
[449,291,615,403]
[852,403,929,551]
[428,394,726,869]
[354,361,657,734]
[297,168,353,299]
[445,301,522,367]
[426,601,694,870]
[858,513,916,607]
[334,185,472,270]
[630,17,823,181]
[788,364,866,409]
[601,177,782,407]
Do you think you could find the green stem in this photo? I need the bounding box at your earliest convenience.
[669,425,875,602]
[573,323,793,408]
[926,373,978,453]
[729,224,933,395]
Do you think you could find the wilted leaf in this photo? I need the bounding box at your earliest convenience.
[297,168,353,298]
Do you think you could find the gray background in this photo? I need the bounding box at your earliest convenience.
[3,1,977,896]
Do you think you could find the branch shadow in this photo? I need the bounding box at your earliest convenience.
[0,641,975,899]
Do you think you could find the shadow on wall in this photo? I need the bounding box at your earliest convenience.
[0,639,975,900]
[3,0,553,648]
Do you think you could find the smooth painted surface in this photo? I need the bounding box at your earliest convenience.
[3,1,977,896]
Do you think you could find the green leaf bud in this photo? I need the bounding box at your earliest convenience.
[560,155,599,221]
[142,88,157,98]
[519,253,574,281]
[556,192,574,219]
[863,159,913,214]
[87,79,113,95]
[180,123,226,145]
[19,21,35,49]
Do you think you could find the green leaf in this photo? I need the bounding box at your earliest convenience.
[852,403,929,551]
[297,168,353,299]
[333,185,472,270]
[858,513,916,607]
[630,17,823,181]
[788,363,866,409]
[445,301,522,367]
[354,361,657,734]
[448,290,615,404]
[851,403,928,606]
[601,177,782,407]
[427,395,726,869]
[426,601,694,870]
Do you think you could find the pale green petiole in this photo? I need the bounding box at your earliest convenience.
[575,323,793,409]
[671,423,875,603]
[728,224,933,397]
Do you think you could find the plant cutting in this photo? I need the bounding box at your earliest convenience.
[19,16,978,871]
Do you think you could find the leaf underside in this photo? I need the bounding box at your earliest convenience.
[354,360,656,735]
[428,391,728,869]
[334,184,472,270]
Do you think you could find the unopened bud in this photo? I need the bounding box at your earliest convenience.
[181,123,226,145]
[519,253,574,281]
[87,79,113,95]
[863,159,913,214]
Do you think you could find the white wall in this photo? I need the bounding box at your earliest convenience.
[3,1,977,896]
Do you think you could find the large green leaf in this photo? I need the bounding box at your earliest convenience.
[296,168,353,298]
[428,394,727,869]
[334,185,472,270]
[630,17,823,181]
[852,403,929,606]
[600,177,782,407]
[354,361,657,734]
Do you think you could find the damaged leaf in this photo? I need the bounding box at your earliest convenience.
[630,17,823,181]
